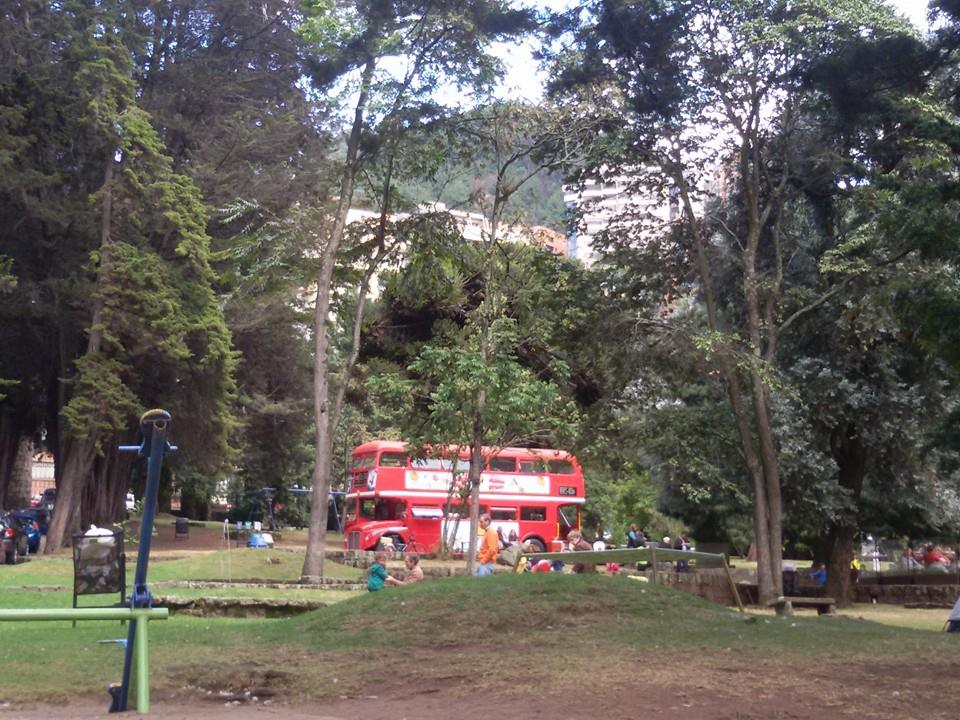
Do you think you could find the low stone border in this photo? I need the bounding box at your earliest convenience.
[152,595,327,618]
[152,579,364,591]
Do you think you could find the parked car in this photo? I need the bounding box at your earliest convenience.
[1,512,29,564]
[39,488,56,513]
[13,512,41,554]
[14,507,48,536]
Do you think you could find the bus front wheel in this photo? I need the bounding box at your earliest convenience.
[523,537,545,553]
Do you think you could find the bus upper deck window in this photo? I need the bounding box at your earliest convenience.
[412,457,447,470]
[352,453,376,469]
[548,459,574,475]
[379,452,407,467]
[519,459,547,473]
[489,457,516,472]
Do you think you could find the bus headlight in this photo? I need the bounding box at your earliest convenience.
[366,469,377,490]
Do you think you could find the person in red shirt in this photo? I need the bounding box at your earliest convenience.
[476,513,498,576]
[922,543,951,567]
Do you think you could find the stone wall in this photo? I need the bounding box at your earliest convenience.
[656,570,960,608]
[648,569,740,606]
[854,582,960,606]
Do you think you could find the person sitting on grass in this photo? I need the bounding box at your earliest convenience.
[564,529,596,573]
[367,551,401,591]
[399,553,424,584]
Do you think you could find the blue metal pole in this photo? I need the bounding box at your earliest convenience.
[111,409,176,714]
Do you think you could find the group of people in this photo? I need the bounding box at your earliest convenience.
[370,514,700,587]
[369,512,506,589]
[367,552,424,591]
[481,513,602,575]
[899,543,953,572]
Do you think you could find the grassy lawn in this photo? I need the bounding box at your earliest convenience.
[147,548,361,583]
[2,571,957,707]
[839,603,949,632]
[1,548,363,588]
[0,550,364,631]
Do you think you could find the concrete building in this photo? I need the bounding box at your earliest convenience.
[563,175,677,265]
[412,203,567,255]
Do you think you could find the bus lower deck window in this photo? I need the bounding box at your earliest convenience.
[521,507,547,522]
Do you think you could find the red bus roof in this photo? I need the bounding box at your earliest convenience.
[351,440,576,461]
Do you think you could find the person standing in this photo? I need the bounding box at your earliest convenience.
[476,513,498,576]
[809,563,827,589]
[674,534,690,573]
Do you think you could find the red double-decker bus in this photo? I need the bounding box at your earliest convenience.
[342,440,585,554]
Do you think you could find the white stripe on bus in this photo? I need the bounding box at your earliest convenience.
[345,490,584,504]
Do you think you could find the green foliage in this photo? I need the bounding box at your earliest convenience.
[396,153,568,230]
[544,0,960,573]
[371,314,579,451]
[0,1,240,523]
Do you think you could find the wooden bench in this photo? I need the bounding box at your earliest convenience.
[766,596,836,616]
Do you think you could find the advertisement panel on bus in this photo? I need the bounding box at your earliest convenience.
[342,440,585,554]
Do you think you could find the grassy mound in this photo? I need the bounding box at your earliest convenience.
[286,573,940,656]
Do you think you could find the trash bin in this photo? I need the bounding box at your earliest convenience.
[782,568,797,596]
[175,516,189,539]
[72,529,125,626]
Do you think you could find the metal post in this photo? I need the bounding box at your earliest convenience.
[112,409,176,714]
[722,555,745,612]
[651,545,658,585]
[135,616,150,714]
[0,608,168,622]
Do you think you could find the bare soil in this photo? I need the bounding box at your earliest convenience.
[130,521,250,554]
[6,652,959,719]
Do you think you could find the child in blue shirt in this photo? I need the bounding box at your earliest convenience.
[809,563,827,588]
[368,551,400,591]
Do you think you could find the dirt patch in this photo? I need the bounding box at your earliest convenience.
[9,651,960,719]
[129,521,245,554]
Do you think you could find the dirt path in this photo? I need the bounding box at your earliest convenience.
[6,659,959,720]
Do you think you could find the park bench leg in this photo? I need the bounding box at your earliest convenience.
[775,600,793,618]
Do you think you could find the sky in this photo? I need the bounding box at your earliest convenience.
[496,0,936,102]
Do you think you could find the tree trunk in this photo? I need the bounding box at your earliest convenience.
[46,155,115,552]
[465,415,485,577]
[0,413,18,508]
[81,439,131,528]
[750,375,783,600]
[301,58,376,583]
[824,423,865,607]
[7,434,34,509]
[45,436,96,552]
[675,175,780,602]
